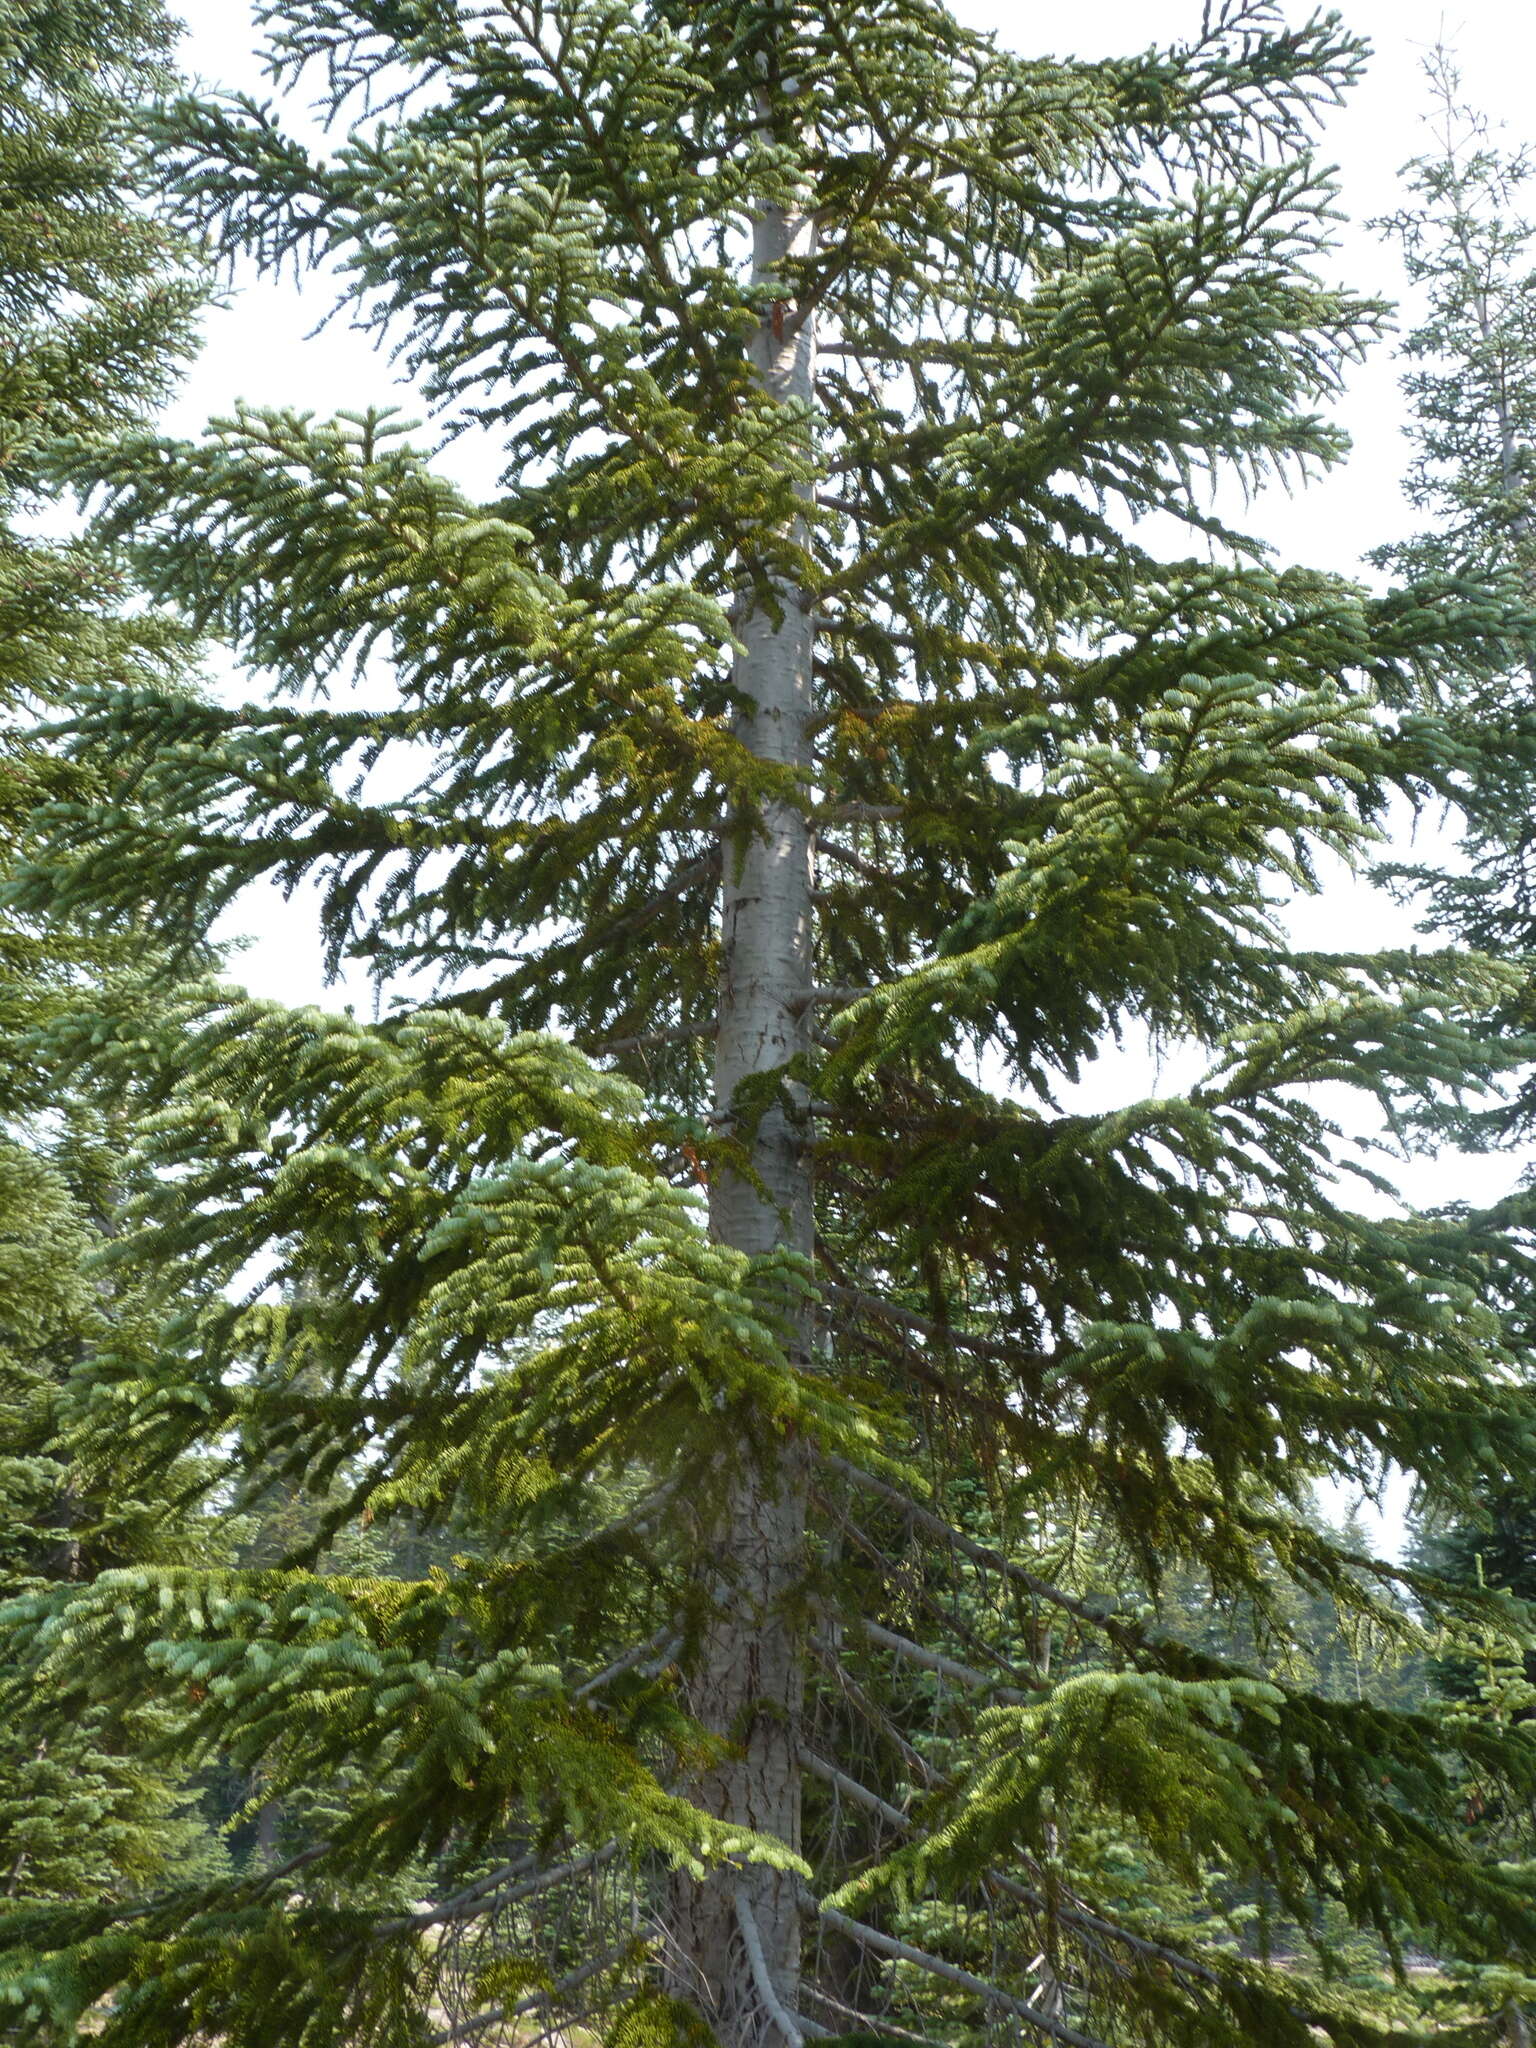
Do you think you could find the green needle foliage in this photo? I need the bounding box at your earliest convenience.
[1370,50,1536,1065]
[0,0,222,1949]
[10,4,1536,2044]
[1373,69,1536,2036]
[0,0,199,1069]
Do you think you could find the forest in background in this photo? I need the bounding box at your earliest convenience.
[10,2,1536,2043]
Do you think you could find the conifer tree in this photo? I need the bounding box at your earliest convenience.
[1369,48,1536,1014]
[1372,79,1536,2035]
[13,4,1536,2044]
[0,0,213,1930]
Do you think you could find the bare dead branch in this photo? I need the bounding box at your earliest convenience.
[812,1903,1112,2048]
[858,1617,1033,1705]
[734,1888,831,2045]
[425,1941,638,2045]
[798,1747,912,1833]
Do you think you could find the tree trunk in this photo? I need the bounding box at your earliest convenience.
[670,178,818,2045]
[256,1790,282,1870]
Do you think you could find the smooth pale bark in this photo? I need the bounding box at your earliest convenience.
[670,183,818,2045]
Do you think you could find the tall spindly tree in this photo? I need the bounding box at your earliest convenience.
[1370,48,1536,999]
[11,4,1536,2044]
[1372,63,1536,2042]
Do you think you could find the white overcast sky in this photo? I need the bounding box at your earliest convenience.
[158,2,1536,1545]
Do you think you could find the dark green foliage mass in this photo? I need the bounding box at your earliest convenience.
[10,4,1536,2045]
[0,0,198,1054]
[0,0,220,1944]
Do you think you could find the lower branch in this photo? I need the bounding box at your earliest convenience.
[380,1841,621,1938]
[798,1747,911,1833]
[812,1902,1110,2048]
[426,1941,640,2046]
[734,1888,830,2047]
[858,1616,1034,1704]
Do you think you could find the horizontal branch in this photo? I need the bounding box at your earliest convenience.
[792,983,882,1013]
[590,1021,714,1058]
[814,801,905,825]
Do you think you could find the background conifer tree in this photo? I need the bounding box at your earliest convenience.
[1372,68,1536,2035]
[12,4,1536,2044]
[1370,49,1536,1030]
[0,0,219,1929]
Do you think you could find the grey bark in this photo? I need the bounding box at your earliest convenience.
[669,165,819,2044]
[255,1793,281,1870]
